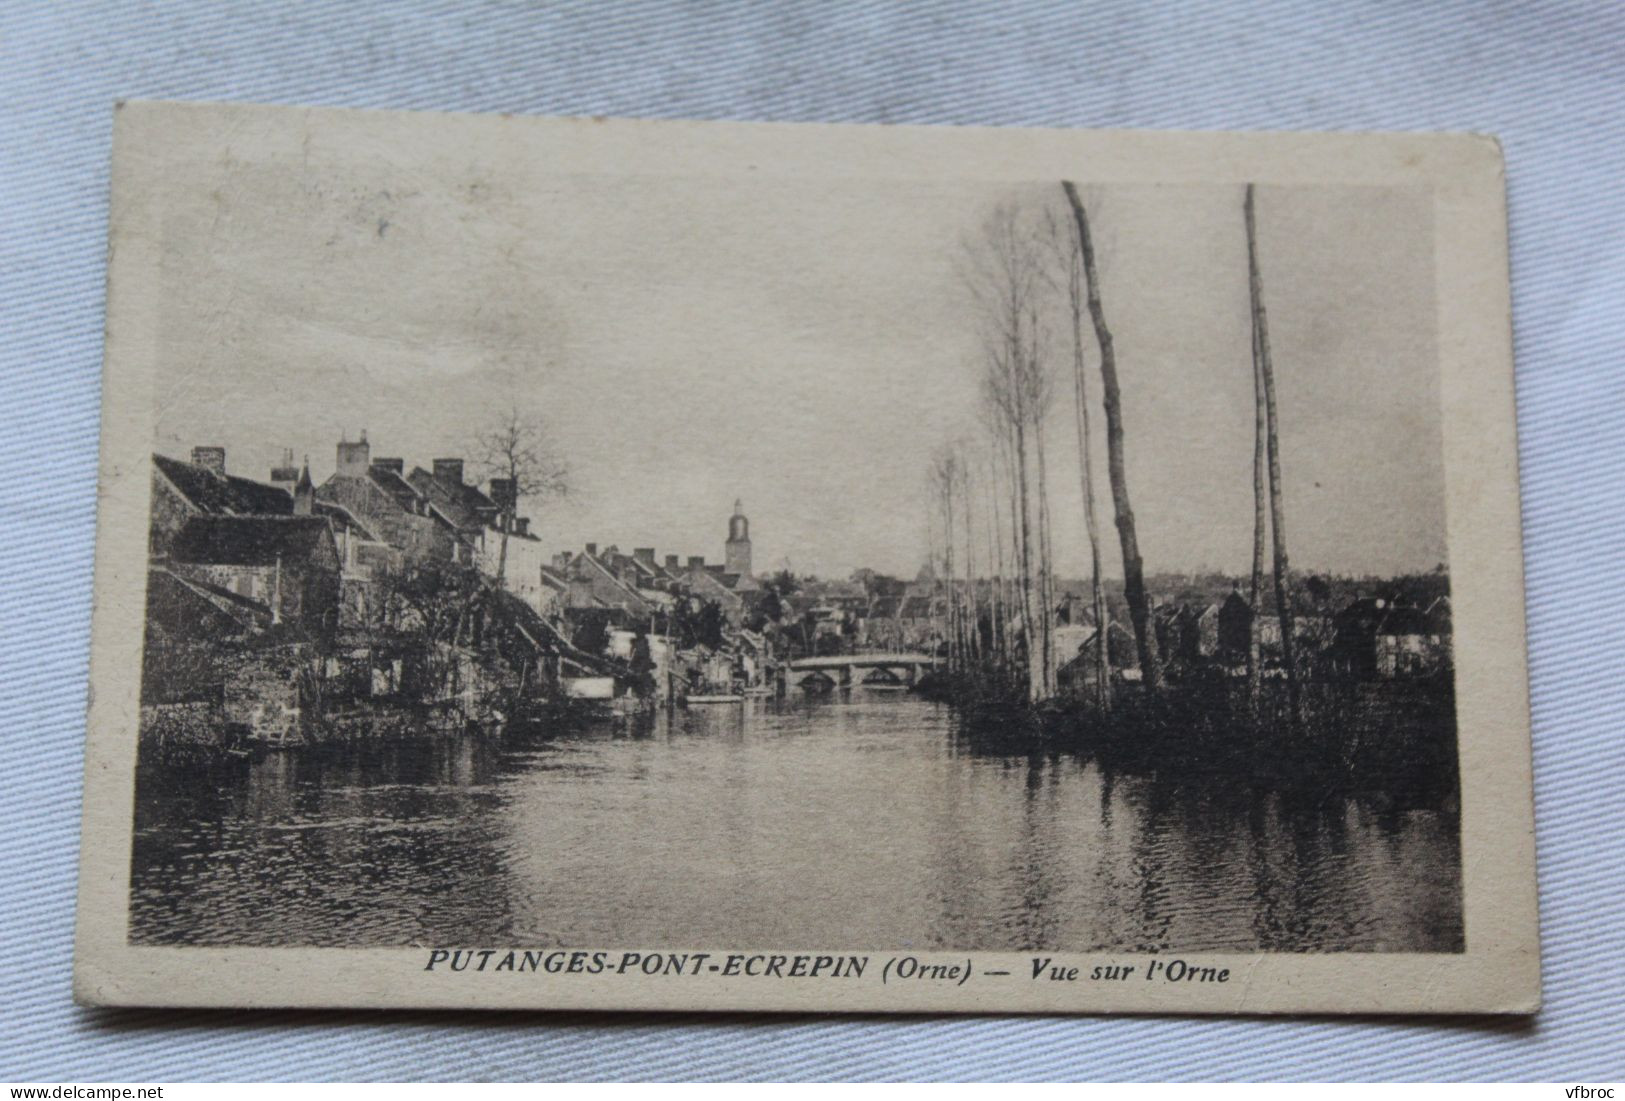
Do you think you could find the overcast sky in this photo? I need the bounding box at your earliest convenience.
[154,154,1444,581]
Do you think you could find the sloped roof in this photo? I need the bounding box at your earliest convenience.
[153,454,293,516]
[408,467,498,528]
[871,575,907,598]
[685,567,744,603]
[146,566,267,637]
[365,465,427,513]
[1077,620,1134,651]
[620,554,660,579]
[573,550,651,609]
[899,596,936,619]
[1378,606,1431,636]
[170,516,337,568]
[312,500,379,542]
[1336,597,1390,633]
[828,581,866,599]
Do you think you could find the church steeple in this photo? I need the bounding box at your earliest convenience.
[293,457,314,515]
[725,499,751,577]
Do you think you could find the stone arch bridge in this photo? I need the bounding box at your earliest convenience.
[785,653,942,689]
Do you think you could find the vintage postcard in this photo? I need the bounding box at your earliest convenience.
[75,100,1537,1014]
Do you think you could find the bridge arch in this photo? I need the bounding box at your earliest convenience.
[784,653,942,690]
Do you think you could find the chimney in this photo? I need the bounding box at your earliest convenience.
[688,556,705,569]
[190,446,226,476]
[634,548,656,566]
[432,458,464,486]
[370,457,404,475]
[336,434,370,477]
[269,448,299,488]
[665,554,679,570]
[488,477,517,510]
[553,552,572,570]
[585,542,597,557]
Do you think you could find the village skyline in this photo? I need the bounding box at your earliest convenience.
[147,430,1452,593]
[152,168,1446,581]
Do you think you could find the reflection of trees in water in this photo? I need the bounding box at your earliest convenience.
[131,698,1464,951]
[932,706,1460,952]
[1088,765,1460,953]
[918,731,984,949]
[1121,774,1176,952]
[1011,754,1062,949]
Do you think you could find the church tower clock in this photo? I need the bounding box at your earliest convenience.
[725,499,752,577]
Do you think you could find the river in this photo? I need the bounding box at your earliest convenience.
[129,691,1463,952]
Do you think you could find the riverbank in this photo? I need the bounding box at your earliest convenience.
[938,674,1459,807]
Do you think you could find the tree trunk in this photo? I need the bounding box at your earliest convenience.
[1247,310,1266,715]
[1002,440,1021,677]
[1063,181,1160,692]
[1034,415,1057,698]
[1066,241,1111,713]
[1245,183,1301,725]
[986,456,1005,676]
[990,447,1012,676]
[962,470,980,668]
[1013,418,1041,701]
[942,477,958,671]
[495,511,511,590]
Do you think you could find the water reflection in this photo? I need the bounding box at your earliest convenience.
[130,693,1463,951]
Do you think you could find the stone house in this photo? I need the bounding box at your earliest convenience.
[1059,619,1138,692]
[1329,597,1449,680]
[149,448,297,556]
[1217,589,1254,660]
[314,436,461,565]
[408,459,549,613]
[1177,603,1220,661]
[680,557,747,626]
[167,514,342,639]
[559,544,656,619]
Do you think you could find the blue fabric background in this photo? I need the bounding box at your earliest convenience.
[2,0,1622,1082]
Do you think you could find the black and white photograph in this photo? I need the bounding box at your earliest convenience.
[74,102,1535,1014]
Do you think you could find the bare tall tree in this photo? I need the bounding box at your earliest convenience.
[966,202,1055,702]
[984,444,1007,672]
[930,445,963,670]
[473,407,570,590]
[1032,403,1057,697]
[1247,304,1267,714]
[959,454,981,668]
[1062,181,1160,692]
[1244,184,1300,724]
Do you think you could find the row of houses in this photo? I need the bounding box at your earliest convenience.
[533,502,776,695]
[1056,588,1454,689]
[146,439,782,705]
[750,563,1453,686]
[538,538,764,630]
[147,434,554,640]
